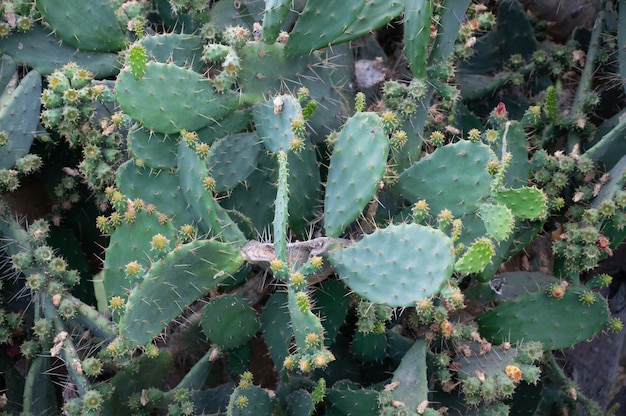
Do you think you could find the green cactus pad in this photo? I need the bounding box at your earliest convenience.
[389,338,429,413]
[330,223,455,307]
[286,144,321,235]
[197,109,253,146]
[396,140,494,217]
[0,70,41,169]
[404,0,433,78]
[351,331,388,363]
[284,0,365,56]
[285,389,314,416]
[126,125,178,169]
[262,0,292,44]
[36,0,127,52]
[227,384,275,416]
[139,33,204,71]
[116,62,239,134]
[252,95,303,154]
[207,132,263,192]
[102,208,177,302]
[490,121,531,188]
[221,151,276,234]
[120,239,243,348]
[455,341,519,380]
[326,380,380,414]
[478,202,515,241]
[476,285,611,350]
[287,285,326,354]
[200,294,259,349]
[0,24,120,77]
[324,112,389,237]
[260,291,291,369]
[116,161,196,228]
[177,140,246,244]
[238,41,349,141]
[312,279,350,346]
[491,186,547,220]
[0,56,17,93]
[207,0,265,31]
[22,355,57,416]
[333,0,404,44]
[455,237,495,274]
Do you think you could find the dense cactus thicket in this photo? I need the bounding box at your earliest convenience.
[1,0,626,415]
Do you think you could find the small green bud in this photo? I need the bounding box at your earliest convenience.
[33,318,52,338]
[429,130,445,147]
[82,389,103,411]
[354,92,366,113]
[58,298,76,319]
[26,273,45,291]
[12,251,33,271]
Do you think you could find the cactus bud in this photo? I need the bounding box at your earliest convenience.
[547,282,566,299]
[150,233,169,251]
[298,358,312,373]
[128,44,147,79]
[82,357,103,376]
[283,355,295,370]
[82,390,103,411]
[309,256,323,269]
[58,298,76,319]
[269,258,283,272]
[608,317,624,333]
[290,271,305,286]
[429,130,445,147]
[109,296,125,310]
[125,261,141,276]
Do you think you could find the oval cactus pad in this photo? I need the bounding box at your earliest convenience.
[329,223,455,307]
[116,62,238,134]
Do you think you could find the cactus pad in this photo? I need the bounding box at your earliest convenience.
[177,140,246,244]
[102,208,177,302]
[491,186,547,220]
[330,223,455,307]
[200,295,259,349]
[0,70,41,169]
[116,62,238,134]
[126,125,178,169]
[478,202,515,241]
[284,0,365,56]
[120,239,243,348]
[477,285,611,350]
[252,95,303,154]
[404,0,433,78]
[324,112,389,237]
[455,237,495,274]
[207,132,263,192]
[262,0,292,44]
[36,0,126,52]
[396,140,493,217]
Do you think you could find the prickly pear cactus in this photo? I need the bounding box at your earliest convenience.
[0,1,624,415]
